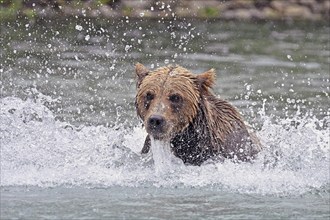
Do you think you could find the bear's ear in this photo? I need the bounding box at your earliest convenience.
[196,68,216,89]
[135,63,150,85]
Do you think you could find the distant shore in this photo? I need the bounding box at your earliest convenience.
[1,0,329,22]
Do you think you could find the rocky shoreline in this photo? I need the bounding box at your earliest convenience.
[1,0,329,22]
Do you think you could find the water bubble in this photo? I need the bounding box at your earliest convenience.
[46,68,52,74]
[85,35,90,41]
[74,55,80,61]
[125,45,132,52]
[75,25,83,31]
[170,32,176,39]
[287,54,293,61]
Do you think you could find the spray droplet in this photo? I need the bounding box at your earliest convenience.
[287,54,293,61]
[75,25,83,31]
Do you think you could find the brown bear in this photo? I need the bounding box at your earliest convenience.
[135,63,261,166]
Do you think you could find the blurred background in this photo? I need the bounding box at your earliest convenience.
[1,0,329,21]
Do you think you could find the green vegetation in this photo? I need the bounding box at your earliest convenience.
[122,6,133,16]
[0,0,23,21]
[199,6,219,18]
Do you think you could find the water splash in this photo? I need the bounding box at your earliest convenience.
[149,137,184,175]
[0,95,329,195]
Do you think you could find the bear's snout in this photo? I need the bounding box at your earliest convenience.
[147,115,167,138]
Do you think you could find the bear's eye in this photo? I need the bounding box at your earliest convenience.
[145,92,154,101]
[169,94,182,103]
[144,92,154,109]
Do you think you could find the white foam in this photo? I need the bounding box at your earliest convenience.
[149,137,184,175]
[0,95,329,195]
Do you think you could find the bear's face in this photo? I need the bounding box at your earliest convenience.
[135,63,215,141]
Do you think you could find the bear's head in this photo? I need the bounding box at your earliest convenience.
[135,63,215,141]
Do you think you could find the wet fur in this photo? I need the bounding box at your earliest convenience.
[141,97,260,165]
[136,64,261,165]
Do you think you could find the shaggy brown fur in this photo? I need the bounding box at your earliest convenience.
[135,63,261,165]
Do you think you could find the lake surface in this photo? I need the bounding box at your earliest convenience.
[1,18,329,219]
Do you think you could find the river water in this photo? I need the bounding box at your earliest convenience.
[1,18,329,219]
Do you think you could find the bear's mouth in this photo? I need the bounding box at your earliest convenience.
[149,133,168,140]
[147,127,170,140]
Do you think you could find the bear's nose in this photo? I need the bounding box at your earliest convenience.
[148,115,166,132]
